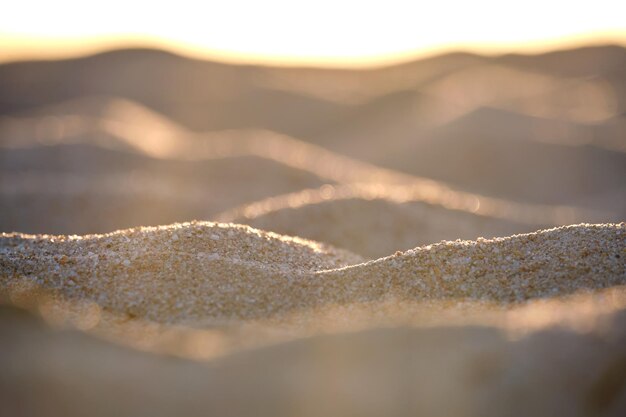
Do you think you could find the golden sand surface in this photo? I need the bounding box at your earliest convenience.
[2,222,624,329]
[1,96,626,417]
[1,96,613,226]
[217,183,551,258]
[1,223,626,417]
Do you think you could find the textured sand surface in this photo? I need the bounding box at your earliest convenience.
[2,223,623,324]
[2,45,626,417]
[1,223,626,417]
[217,183,550,258]
[1,111,625,416]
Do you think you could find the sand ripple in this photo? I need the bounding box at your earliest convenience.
[217,183,553,258]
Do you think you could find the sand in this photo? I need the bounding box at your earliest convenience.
[2,222,624,323]
[0,117,624,417]
[0,139,329,234]
[2,301,626,417]
[217,183,553,258]
[1,222,626,417]
[1,46,626,417]
[2,96,613,227]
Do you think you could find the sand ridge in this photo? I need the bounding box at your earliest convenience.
[216,183,550,258]
[2,222,624,324]
[1,96,611,226]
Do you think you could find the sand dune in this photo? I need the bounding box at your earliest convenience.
[1,45,624,123]
[2,222,623,325]
[2,45,623,149]
[495,44,626,77]
[315,63,622,157]
[1,221,364,323]
[2,45,623,174]
[2,47,624,195]
[421,63,621,123]
[1,96,611,230]
[217,183,548,258]
[382,107,626,205]
[309,92,626,207]
[0,143,328,234]
[2,221,624,369]
[2,221,625,417]
[1,45,626,416]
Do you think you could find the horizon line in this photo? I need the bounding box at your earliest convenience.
[1,31,625,69]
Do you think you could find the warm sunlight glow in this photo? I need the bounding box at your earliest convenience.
[1,0,625,66]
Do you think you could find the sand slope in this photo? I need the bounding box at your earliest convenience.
[1,223,626,417]
[3,44,626,209]
[217,183,553,258]
[0,144,328,234]
[2,223,624,323]
[2,96,614,238]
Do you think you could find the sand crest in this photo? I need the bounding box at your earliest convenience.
[1,223,625,417]
[217,183,552,258]
[2,97,612,228]
[2,223,624,324]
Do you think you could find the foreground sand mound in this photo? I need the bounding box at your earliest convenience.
[218,184,550,258]
[2,223,624,324]
[1,223,625,417]
[334,223,625,302]
[0,222,364,323]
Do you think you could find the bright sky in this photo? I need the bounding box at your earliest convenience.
[1,0,625,67]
